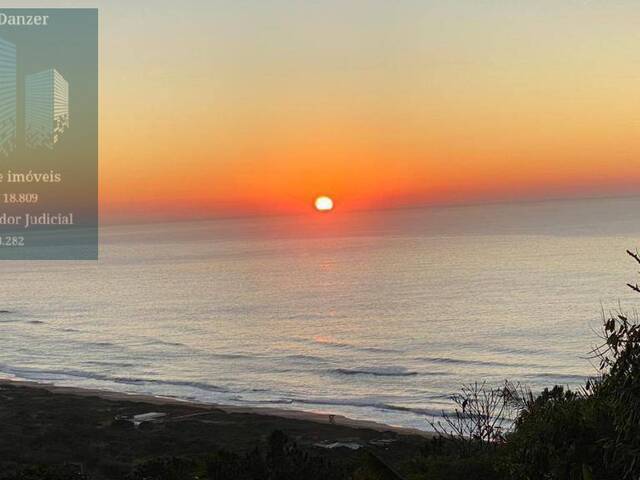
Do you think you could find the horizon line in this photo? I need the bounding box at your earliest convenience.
[101,192,640,228]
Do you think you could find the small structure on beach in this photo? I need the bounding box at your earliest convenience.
[115,412,167,428]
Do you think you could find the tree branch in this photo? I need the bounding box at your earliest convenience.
[628,283,640,294]
[627,249,640,265]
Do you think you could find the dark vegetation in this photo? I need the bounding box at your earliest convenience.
[3,250,640,479]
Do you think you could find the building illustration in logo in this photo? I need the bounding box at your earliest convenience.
[0,37,17,157]
[25,69,69,149]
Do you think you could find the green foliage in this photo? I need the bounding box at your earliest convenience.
[502,386,612,480]
[581,250,640,478]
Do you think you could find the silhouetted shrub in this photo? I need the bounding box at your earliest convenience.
[429,380,521,456]
[126,431,349,480]
[586,250,640,478]
[502,386,613,479]
[126,457,197,480]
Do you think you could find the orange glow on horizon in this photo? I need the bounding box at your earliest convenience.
[98,1,640,222]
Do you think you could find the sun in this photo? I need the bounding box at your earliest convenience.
[314,196,334,212]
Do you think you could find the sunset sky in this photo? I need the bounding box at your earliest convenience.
[17,0,640,220]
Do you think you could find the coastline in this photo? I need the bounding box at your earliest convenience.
[0,377,433,438]
[0,377,431,478]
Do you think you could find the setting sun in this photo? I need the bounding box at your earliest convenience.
[314,196,334,212]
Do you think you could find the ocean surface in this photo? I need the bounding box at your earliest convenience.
[1,196,640,431]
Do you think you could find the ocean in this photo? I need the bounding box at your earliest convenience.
[1,196,639,430]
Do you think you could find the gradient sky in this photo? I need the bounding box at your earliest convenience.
[15,0,640,220]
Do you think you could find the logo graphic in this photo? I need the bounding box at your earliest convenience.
[0,36,16,157]
[0,34,70,152]
[25,69,69,149]
[0,9,97,260]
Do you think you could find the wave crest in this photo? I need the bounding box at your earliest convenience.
[333,367,419,377]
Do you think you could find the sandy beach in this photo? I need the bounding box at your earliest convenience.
[0,377,429,478]
[0,378,431,438]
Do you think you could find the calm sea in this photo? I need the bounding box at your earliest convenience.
[1,197,639,430]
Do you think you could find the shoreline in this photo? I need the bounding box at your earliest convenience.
[0,377,433,438]
[0,377,431,478]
